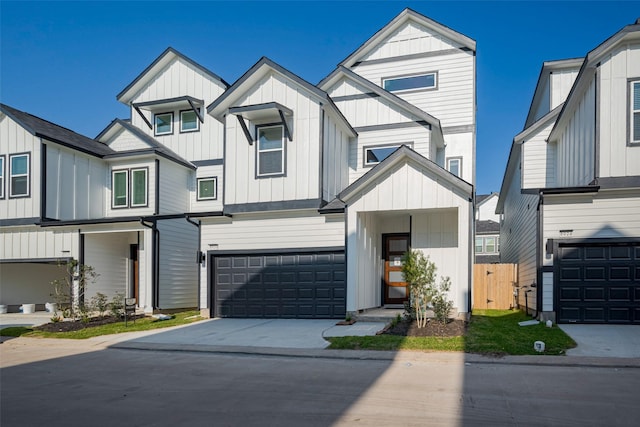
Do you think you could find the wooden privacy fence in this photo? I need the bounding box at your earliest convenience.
[473,264,518,310]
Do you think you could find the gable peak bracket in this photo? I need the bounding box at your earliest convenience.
[278,109,293,141]
[187,98,205,124]
[133,104,153,130]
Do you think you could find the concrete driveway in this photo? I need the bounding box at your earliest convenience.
[559,324,640,358]
[0,312,53,328]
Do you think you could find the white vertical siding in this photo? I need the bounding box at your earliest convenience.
[0,226,79,260]
[322,113,350,201]
[45,143,106,220]
[157,218,199,309]
[224,72,321,205]
[476,194,500,222]
[550,69,580,109]
[105,159,156,217]
[158,159,190,214]
[598,42,640,178]
[442,131,474,184]
[521,120,556,189]
[190,164,223,212]
[0,114,41,219]
[531,78,551,123]
[129,58,226,162]
[353,211,381,310]
[554,79,596,187]
[84,232,137,301]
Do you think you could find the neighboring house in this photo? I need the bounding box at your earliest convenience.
[497,20,640,324]
[1,8,476,319]
[475,193,500,263]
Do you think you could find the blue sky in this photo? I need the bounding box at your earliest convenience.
[1,1,639,194]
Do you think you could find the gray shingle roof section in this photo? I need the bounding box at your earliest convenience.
[476,220,500,234]
[476,194,491,204]
[1,103,115,157]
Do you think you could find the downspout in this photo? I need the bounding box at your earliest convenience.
[185,215,202,309]
[140,218,159,310]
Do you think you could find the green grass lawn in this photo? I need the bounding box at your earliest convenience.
[327,309,576,356]
[0,310,203,339]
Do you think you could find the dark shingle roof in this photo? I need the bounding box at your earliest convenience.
[476,220,500,234]
[1,103,114,157]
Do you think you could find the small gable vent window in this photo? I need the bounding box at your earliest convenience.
[154,112,173,136]
[364,144,405,167]
[257,125,285,177]
[631,80,640,144]
[9,153,30,198]
[180,110,199,133]
[197,177,217,200]
[383,73,436,93]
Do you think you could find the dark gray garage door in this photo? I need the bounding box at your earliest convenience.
[211,249,346,319]
[556,242,640,324]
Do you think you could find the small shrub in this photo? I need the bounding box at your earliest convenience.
[109,292,125,318]
[50,314,62,323]
[91,292,109,318]
[431,277,454,324]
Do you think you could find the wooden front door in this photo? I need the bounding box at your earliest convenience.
[383,234,410,305]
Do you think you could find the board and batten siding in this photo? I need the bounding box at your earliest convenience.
[531,78,551,124]
[190,164,223,212]
[499,150,538,310]
[598,42,640,178]
[322,114,350,202]
[0,226,79,260]
[0,114,41,219]
[550,69,580,110]
[223,72,321,205]
[521,121,556,189]
[129,58,226,162]
[353,51,474,128]
[157,218,199,309]
[84,231,137,301]
[105,159,156,217]
[45,143,105,220]
[158,159,191,214]
[553,79,596,187]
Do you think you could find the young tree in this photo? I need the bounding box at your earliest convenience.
[50,259,99,320]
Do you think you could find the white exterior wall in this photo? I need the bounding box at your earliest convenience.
[550,69,580,109]
[45,143,106,220]
[84,232,137,301]
[322,113,350,202]
[442,131,473,184]
[0,226,79,260]
[157,218,199,309]
[554,79,596,187]
[106,128,153,152]
[531,78,551,124]
[0,263,67,307]
[0,114,41,219]
[190,164,223,212]
[106,159,156,217]
[521,121,556,189]
[224,72,321,205]
[499,151,539,310]
[158,159,191,214]
[129,58,226,162]
[598,42,640,178]
[476,194,500,222]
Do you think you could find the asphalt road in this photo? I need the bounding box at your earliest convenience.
[1,339,638,426]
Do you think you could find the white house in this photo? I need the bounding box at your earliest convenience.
[1,9,476,319]
[475,192,500,263]
[497,19,640,324]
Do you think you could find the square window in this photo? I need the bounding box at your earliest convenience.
[180,110,199,133]
[112,170,128,208]
[154,112,173,136]
[257,125,284,176]
[9,153,29,198]
[131,168,148,207]
[383,73,436,92]
[197,177,217,200]
[631,81,640,143]
[364,144,404,166]
[447,157,461,177]
[485,237,496,253]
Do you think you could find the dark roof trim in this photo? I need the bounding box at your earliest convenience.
[117,47,228,102]
[353,47,473,67]
[133,95,204,109]
[318,198,346,214]
[593,176,640,189]
[208,247,344,256]
[353,121,430,133]
[332,92,379,102]
[540,186,600,195]
[184,211,225,218]
[39,213,187,227]
[224,198,323,215]
[0,217,41,227]
[229,102,293,117]
[0,257,72,264]
[192,159,224,167]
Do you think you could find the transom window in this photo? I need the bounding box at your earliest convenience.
[364,144,405,167]
[180,110,199,133]
[112,170,128,208]
[131,168,148,207]
[9,153,30,198]
[476,236,500,254]
[197,177,217,200]
[257,125,285,177]
[154,112,173,136]
[383,72,437,92]
[447,157,462,177]
[631,80,640,144]
[0,155,5,199]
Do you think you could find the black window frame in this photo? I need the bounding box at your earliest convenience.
[196,176,218,201]
[629,78,640,146]
[130,167,149,208]
[180,109,200,134]
[0,155,5,199]
[255,123,286,178]
[111,169,129,209]
[363,142,412,168]
[382,71,438,93]
[154,112,174,136]
[8,152,31,199]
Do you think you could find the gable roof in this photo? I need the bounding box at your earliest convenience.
[318,66,444,147]
[476,192,498,206]
[476,219,500,234]
[117,47,229,104]
[0,103,114,157]
[207,57,356,137]
[96,119,195,169]
[548,20,640,142]
[338,145,472,203]
[339,8,476,68]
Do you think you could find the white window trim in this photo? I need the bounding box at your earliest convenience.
[180,109,200,133]
[9,153,30,198]
[112,169,129,208]
[446,157,462,178]
[382,72,438,93]
[0,155,5,199]
[476,236,500,254]
[256,124,285,177]
[154,112,174,136]
[197,176,217,201]
[130,168,148,207]
[630,79,640,145]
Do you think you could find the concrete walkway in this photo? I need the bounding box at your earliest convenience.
[559,324,640,358]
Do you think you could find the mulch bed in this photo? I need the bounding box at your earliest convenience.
[384,318,467,337]
[34,315,145,333]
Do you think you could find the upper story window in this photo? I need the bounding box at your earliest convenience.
[0,155,5,199]
[180,110,199,133]
[631,80,640,144]
[131,168,148,207]
[476,236,499,254]
[9,153,30,198]
[383,72,437,93]
[112,170,128,208]
[446,157,462,177]
[154,112,173,136]
[364,144,406,167]
[197,177,217,200]
[256,124,285,177]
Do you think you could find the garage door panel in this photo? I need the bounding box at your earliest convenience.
[213,251,346,319]
[611,247,632,259]
[610,266,631,280]
[584,288,605,301]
